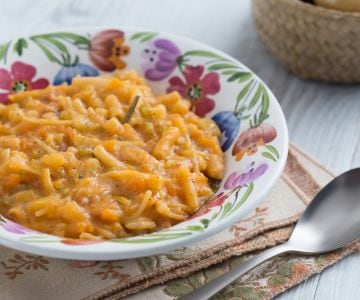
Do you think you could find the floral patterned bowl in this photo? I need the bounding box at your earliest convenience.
[0,28,288,260]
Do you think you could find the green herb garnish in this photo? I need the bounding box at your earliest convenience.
[122,95,140,124]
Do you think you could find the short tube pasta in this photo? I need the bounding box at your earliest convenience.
[0,71,224,239]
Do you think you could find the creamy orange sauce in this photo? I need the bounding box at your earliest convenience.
[0,71,224,239]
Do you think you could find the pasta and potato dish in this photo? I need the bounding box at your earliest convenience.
[0,71,224,239]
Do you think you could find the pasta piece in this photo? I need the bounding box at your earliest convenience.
[125,217,156,230]
[100,208,122,223]
[103,117,124,135]
[1,173,21,190]
[155,202,188,221]
[152,126,180,159]
[108,143,161,172]
[0,136,20,149]
[41,168,56,194]
[126,190,152,220]
[70,98,86,115]
[22,116,72,126]
[93,145,127,169]
[96,227,117,239]
[205,154,225,180]
[0,71,224,240]
[41,153,66,168]
[72,76,111,92]
[176,165,199,210]
[105,170,163,193]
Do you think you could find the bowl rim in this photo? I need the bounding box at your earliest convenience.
[0,26,289,260]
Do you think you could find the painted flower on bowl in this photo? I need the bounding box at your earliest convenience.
[0,61,49,104]
[224,161,268,190]
[142,38,181,81]
[189,192,229,219]
[53,63,99,85]
[212,111,241,151]
[167,65,220,117]
[232,123,277,161]
[89,29,130,71]
[0,216,31,234]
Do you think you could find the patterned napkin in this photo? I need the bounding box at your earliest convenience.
[1,144,359,300]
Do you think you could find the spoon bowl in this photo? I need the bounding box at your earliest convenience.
[289,168,360,253]
[181,167,360,300]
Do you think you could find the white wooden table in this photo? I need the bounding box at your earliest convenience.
[1,0,360,298]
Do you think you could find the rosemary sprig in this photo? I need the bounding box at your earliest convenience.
[122,95,140,124]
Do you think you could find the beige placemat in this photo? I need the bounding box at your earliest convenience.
[1,144,358,300]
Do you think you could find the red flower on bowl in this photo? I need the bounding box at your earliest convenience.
[167,65,220,117]
[0,61,49,104]
[190,192,228,219]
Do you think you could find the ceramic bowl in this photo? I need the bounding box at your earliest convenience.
[0,27,288,260]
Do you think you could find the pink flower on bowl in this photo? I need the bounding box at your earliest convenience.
[190,192,228,219]
[167,65,220,117]
[0,61,49,104]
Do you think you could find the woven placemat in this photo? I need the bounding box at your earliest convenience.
[0,144,358,300]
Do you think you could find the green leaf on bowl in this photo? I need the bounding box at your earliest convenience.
[41,36,69,54]
[30,38,63,64]
[200,218,210,228]
[261,151,277,162]
[184,50,228,61]
[221,70,237,75]
[227,72,252,82]
[20,235,59,243]
[219,202,232,220]
[208,63,237,71]
[13,38,28,56]
[248,84,263,110]
[235,79,255,112]
[0,42,10,63]
[186,225,204,232]
[130,32,158,42]
[265,145,279,159]
[258,87,270,124]
[32,32,91,48]
[111,232,192,243]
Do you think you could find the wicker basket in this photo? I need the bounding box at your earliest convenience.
[252,0,360,83]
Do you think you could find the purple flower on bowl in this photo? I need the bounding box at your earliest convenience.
[142,38,181,81]
[0,217,30,234]
[224,162,268,190]
[53,62,99,85]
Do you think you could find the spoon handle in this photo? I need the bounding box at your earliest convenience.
[180,243,291,300]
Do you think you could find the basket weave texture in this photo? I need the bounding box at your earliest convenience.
[252,0,360,83]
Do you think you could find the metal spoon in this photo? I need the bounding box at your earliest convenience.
[181,168,360,300]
